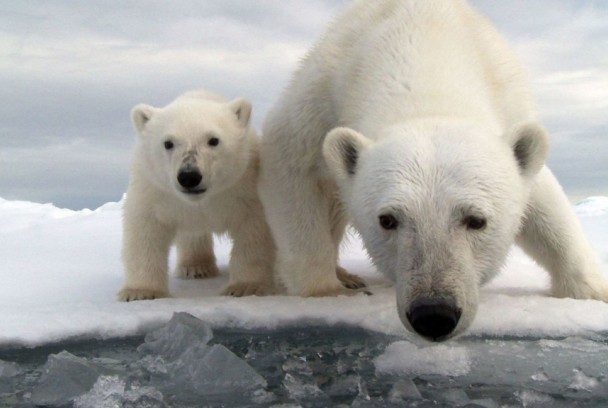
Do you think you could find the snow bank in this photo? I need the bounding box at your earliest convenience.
[0,196,607,348]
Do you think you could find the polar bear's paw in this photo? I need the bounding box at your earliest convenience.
[177,263,220,280]
[305,284,372,297]
[552,275,608,303]
[336,266,367,289]
[117,288,170,302]
[221,281,275,297]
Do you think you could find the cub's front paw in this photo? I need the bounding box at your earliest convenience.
[221,281,275,297]
[176,263,220,280]
[336,266,367,289]
[117,288,170,302]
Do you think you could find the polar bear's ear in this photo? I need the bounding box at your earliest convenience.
[507,121,550,178]
[131,104,156,133]
[323,127,372,181]
[228,98,252,127]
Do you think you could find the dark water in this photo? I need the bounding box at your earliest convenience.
[1,316,607,407]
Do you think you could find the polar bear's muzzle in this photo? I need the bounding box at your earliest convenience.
[406,297,462,342]
[177,165,206,195]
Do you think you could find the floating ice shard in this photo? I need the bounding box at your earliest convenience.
[467,398,500,408]
[30,351,112,406]
[374,341,471,376]
[138,312,213,361]
[74,375,166,408]
[73,375,125,408]
[0,359,21,378]
[282,356,329,405]
[568,368,600,392]
[388,378,422,402]
[0,359,22,394]
[171,343,267,396]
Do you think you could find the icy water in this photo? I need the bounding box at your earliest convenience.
[1,313,607,407]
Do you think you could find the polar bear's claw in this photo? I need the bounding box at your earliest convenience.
[177,263,220,280]
[221,281,274,297]
[117,288,170,302]
[336,266,367,289]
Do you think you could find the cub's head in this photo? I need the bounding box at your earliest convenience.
[131,92,254,202]
[323,122,548,341]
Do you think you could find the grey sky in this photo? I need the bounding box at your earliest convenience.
[0,1,606,209]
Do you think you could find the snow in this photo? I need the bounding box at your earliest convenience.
[0,195,608,349]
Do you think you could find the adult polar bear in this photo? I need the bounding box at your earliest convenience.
[259,0,608,341]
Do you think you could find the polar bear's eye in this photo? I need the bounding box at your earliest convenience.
[164,140,174,150]
[464,216,487,231]
[379,214,399,230]
[208,137,220,147]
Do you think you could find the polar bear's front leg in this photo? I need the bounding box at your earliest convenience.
[259,169,356,297]
[175,232,219,279]
[222,212,276,297]
[517,167,608,302]
[118,202,173,302]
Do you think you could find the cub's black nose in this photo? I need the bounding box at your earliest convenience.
[406,298,461,341]
[177,169,203,189]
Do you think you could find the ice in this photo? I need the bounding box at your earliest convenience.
[387,378,422,402]
[466,399,499,408]
[30,350,113,406]
[0,359,21,378]
[568,368,600,392]
[374,341,471,376]
[282,356,329,405]
[74,375,166,408]
[326,374,361,398]
[0,359,22,394]
[575,196,608,216]
[169,343,267,396]
[138,312,213,360]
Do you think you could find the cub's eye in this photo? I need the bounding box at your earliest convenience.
[464,216,487,231]
[164,140,174,150]
[379,214,399,230]
[208,137,220,147]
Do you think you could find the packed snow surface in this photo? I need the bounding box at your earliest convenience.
[1,195,608,348]
[2,196,608,406]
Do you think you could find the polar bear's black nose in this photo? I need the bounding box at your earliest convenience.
[177,169,203,188]
[406,298,461,341]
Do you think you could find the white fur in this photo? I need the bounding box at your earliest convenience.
[119,91,275,301]
[259,0,608,338]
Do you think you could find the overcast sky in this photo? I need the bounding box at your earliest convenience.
[1,1,606,209]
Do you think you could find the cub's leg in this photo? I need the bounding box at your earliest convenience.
[118,199,173,301]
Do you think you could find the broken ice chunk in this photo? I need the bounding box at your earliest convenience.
[138,312,213,360]
[374,341,471,377]
[282,356,329,405]
[0,359,21,378]
[388,378,422,402]
[30,351,111,406]
[0,359,22,394]
[171,343,267,396]
[73,375,125,408]
[569,368,600,392]
[74,375,167,408]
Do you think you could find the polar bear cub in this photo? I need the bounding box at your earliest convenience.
[118,90,275,301]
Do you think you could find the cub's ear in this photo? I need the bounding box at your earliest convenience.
[507,121,549,178]
[323,127,372,181]
[131,104,156,133]
[228,97,252,127]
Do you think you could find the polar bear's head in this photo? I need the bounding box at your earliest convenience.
[323,121,549,341]
[131,91,254,202]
